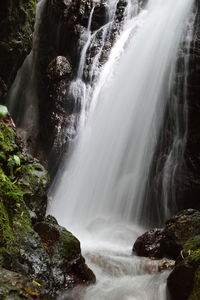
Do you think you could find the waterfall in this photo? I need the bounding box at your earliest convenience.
[6,0,47,138]
[68,0,140,129]
[48,1,195,298]
[48,0,195,230]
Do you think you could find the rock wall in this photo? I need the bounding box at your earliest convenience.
[143,1,200,226]
[0,0,36,103]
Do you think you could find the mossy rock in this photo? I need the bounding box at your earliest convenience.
[0,0,37,85]
[167,235,200,300]
[16,162,49,221]
[0,122,18,154]
[34,216,95,289]
[0,267,46,299]
[0,167,30,248]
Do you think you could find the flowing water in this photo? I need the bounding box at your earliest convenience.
[7,0,47,140]
[48,0,196,298]
[49,0,195,226]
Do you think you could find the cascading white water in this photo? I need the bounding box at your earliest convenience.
[68,0,139,129]
[49,0,194,228]
[48,0,195,299]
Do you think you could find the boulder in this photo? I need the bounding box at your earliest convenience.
[34,215,96,295]
[167,235,200,300]
[133,209,200,260]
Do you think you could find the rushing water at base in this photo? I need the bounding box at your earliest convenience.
[48,0,195,299]
[58,225,170,300]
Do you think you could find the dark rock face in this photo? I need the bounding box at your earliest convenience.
[181,3,200,211]
[167,235,200,300]
[41,55,77,176]
[141,1,200,226]
[0,0,36,91]
[133,209,200,260]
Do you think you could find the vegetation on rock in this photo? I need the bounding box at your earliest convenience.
[167,235,200,300]
[0,111,95,298]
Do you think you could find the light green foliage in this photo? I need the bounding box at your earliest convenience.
[0,106,8,118]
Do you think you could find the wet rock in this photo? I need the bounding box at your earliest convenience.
[0,0,36,87]
[133,228,165,258]
[167,235,200,300]
[0,267,46,299]
[15,161,49,222]
[91,3,108,31]
[34,216,96,293]
[39,54,79,177]
[133,209,200,260]
[47,56,72,81]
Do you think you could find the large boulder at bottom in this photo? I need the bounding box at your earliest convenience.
[34,215,96,296]
[167,235,200,300]
[133,209,200,259]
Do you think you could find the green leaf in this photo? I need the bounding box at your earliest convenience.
[13,155,21,166]
[0,105,8,118]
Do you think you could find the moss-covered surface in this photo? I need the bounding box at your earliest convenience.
[0,113,95,297]
[182,236,200,300]
[0,114,50,295]
[0,0,36,86]
[167,235,200,300]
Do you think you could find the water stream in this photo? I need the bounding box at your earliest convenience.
[48,0,195,299]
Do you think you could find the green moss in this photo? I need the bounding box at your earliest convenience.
[7,0,37,50]
[58,227,81,259]
[0,123,18,154]
[182,236,200,264]
[180,236,200,300]
[16,163,49,197]
[190,266,200,300]
[0,167,31,251]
